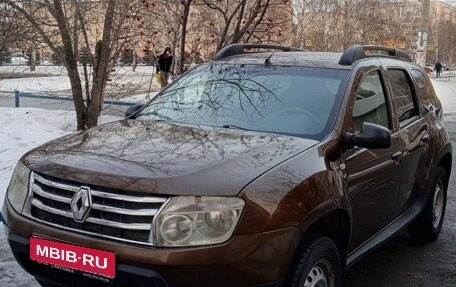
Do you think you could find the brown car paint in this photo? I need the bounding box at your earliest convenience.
[4,199,301,286]
[22,120,317,197]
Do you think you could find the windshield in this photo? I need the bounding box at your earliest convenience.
[137,63,348,139]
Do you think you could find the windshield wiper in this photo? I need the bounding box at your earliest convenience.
[222,124,249,131]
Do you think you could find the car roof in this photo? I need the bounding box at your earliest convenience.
[211,51,351,70]
[212,44,418,70]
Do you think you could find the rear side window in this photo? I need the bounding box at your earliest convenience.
[352,71,389,132]
[411,69,426,89]
[386,69,418,123]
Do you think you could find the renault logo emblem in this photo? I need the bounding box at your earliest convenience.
[70,186,92,223]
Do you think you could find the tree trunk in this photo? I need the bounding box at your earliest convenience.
[88,0,116,128]
[179,1,191,74]
[30,43,36,72]
[52,0,87,130]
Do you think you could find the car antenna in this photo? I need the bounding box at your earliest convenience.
[264,50,276,66]
[263,13,313,67]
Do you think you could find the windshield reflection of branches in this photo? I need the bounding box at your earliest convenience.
[201,77,279,117]
[139,64,281,128]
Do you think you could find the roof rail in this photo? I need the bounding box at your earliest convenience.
[339,45,411,65]
[213,43,305,60]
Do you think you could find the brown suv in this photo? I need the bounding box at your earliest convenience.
[2,44,452,287]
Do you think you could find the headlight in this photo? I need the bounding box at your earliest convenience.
[154,196,245,247]
[6,160,31,213]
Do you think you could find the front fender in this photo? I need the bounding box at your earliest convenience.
[235,144,351,235]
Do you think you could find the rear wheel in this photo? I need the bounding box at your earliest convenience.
[286,234,343,287]
[408,166,448,243]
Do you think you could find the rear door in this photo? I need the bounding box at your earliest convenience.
[383,64,430,215]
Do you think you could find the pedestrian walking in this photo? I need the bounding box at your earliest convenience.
[156,47,173,88]
[435,61,443,78]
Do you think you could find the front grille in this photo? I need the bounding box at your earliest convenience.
[24,172,168,246]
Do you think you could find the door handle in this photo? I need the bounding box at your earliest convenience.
[426,104,435,113]
[421,134,430,144]
[392,151,402,164]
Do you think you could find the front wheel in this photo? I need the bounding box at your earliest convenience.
[286,234,343,287]
[408,166,448,243]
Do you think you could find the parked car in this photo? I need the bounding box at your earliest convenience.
[424,63,434,74]
[2,44,452,287]
[10,52,29,65]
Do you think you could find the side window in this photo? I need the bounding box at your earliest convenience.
[411,69,426,89]
[386,69,418,123]
[352,71,389,132]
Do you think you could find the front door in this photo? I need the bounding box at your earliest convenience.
[343,68,403,251]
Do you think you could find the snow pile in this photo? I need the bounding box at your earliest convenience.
[0,108,119,207]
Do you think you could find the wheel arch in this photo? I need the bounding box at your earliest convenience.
[302,208,351,265]
[438,150,452,184]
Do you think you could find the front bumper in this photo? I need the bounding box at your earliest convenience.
[7,233,168,287]
[2,199,300,287]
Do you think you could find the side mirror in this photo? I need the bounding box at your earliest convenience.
[344,122,391,149]
[125,104,145,119]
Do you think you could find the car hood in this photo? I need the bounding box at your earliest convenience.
[23,120,318,196]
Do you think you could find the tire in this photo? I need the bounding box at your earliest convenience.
[285,234,343,287]
[408,166,448,243]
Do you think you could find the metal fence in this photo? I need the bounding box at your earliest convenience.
[13,91,139,118]
[14,91,137,108]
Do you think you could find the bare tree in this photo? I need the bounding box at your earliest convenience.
[294,0,343,51]
[1,0,146,130]
[201,0,290,53]
[0,2,39,69]
[434,17,456,66]
[177,0,193,74]
[293,0,417,52]
[0,3,18,65]
[0,0,322,108]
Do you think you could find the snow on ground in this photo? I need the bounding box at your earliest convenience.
[0,76,71,94]
[0,65,67,77]
[0,64,155,78]
[0,65,161,97]
[0,108,120,210]
[432,75,456,121]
